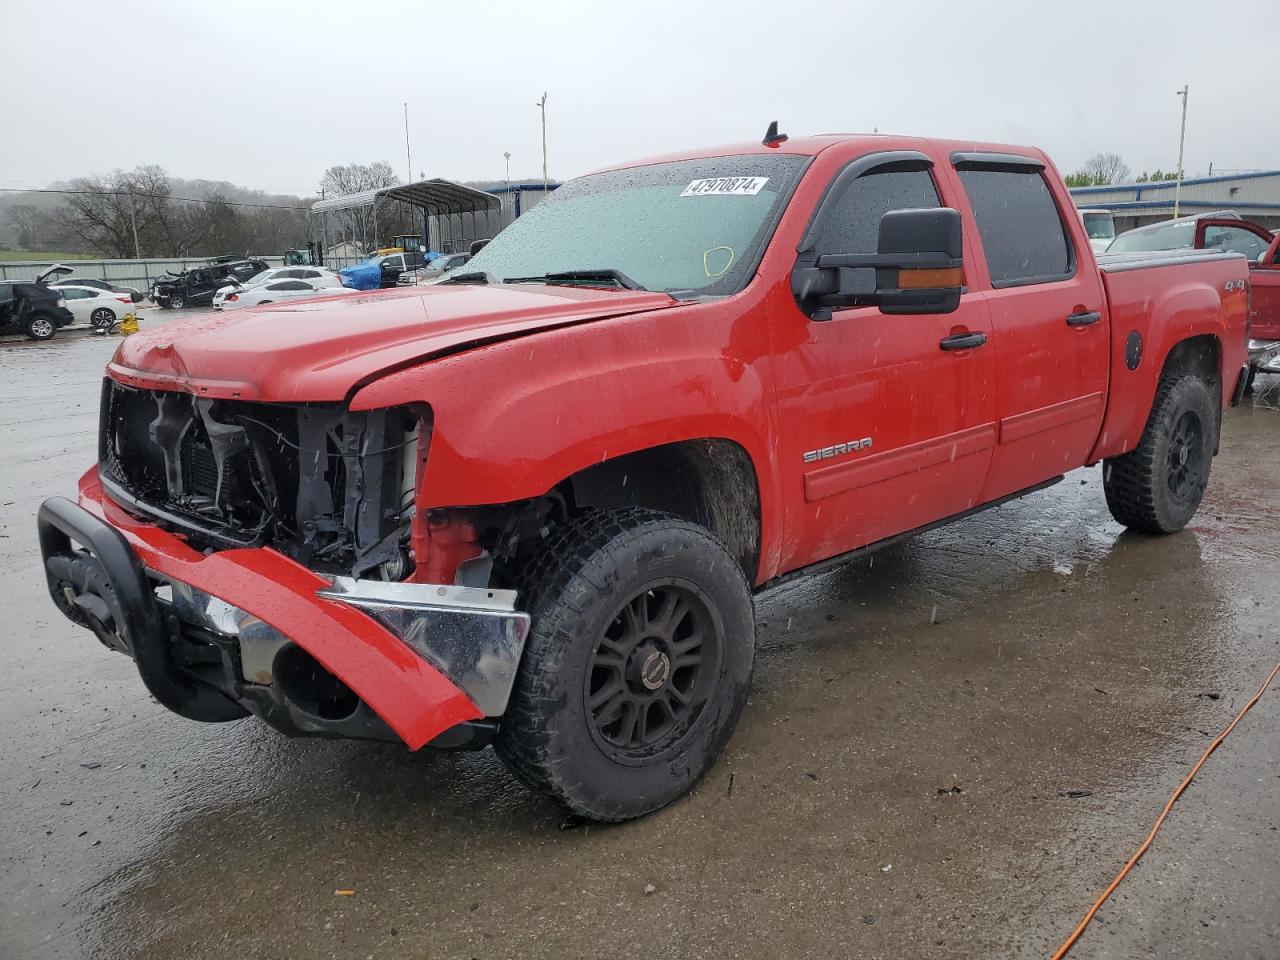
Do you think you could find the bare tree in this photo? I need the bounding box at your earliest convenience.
[6,205,43,249]
[319,161,400,197]
[1082,153,1131,186]
[62,166,176,258]
[318,162,404,251]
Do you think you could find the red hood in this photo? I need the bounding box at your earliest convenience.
[107,284,676,402]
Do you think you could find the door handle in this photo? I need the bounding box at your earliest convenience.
[939,331,987,351]
[1066,310,1102,327]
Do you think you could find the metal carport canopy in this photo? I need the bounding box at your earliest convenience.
[311,178,500,216]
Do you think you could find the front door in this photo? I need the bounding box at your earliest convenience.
[772,157,998,573]
[949,156,1109,502]
[1197,219,1280,340]
[1252,234,1280,340]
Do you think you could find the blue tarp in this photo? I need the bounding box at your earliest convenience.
[339,261,382,291]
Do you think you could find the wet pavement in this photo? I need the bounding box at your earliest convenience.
[2,325,1278,959]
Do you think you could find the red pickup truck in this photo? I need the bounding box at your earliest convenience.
[39,131,1249,821]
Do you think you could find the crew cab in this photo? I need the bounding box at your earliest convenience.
[38,131,1249,822]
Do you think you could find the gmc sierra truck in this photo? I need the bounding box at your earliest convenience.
[39,130,1250,822]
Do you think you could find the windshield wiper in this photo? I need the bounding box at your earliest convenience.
[440,271,490,285]
[503,269,646,291]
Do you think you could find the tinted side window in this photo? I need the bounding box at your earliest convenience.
[816,167,941,253]
[957,168,1073,286]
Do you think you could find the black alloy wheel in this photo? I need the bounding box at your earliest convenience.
[585,583,722,763]
[1165,409,1206,506]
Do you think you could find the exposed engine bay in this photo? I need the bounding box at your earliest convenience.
[99,379,423,580]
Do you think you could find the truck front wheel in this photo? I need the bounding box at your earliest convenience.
[1103,375,1217,534]
[495,509,755,822]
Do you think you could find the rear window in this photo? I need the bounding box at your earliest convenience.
[1081,212,1115,241]
[958,168,1074,286]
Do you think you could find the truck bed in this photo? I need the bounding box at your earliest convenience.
[1091,248,1249,463]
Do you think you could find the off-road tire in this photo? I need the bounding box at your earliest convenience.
[495,508,755,822]
[26,313,56,340]
[1104,375,1217,534]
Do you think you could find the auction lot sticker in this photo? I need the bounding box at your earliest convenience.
[680,177,769,197]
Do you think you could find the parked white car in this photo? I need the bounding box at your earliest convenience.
[212,266,346,310]
[54,284,137,329]
[49,277,145,303]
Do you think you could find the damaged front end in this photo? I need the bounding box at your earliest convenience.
[36,379,529,749]
[99,379,422,580]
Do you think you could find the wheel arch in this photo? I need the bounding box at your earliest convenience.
[566,438,762,582]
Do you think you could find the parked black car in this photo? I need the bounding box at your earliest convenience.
[152,259,269,308]
[0,279,75,340]
[370,251,425,288]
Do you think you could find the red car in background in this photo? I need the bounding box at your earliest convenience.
[1110,214,1280,385]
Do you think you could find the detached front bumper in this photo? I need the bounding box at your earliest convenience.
[37,472,530,750]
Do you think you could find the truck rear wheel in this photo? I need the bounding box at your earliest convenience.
[495,508,754,822]
[1103,375,1217,534]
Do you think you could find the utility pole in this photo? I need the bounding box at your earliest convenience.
[1173,84,1189,219]
[537,92,548,195]
[127,190,141,259]
[404,102,413,185]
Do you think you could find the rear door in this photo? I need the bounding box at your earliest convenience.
[1197,219,1280,340]
[771,152,998,571]
[949,153,1109,501]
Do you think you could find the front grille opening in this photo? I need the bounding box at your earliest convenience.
[99,379,425,578]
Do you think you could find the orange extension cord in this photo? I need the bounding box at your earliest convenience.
[1050,659,1280,959]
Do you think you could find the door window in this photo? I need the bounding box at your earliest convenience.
[1203,225,1269,262]
[265,280,312,291]
[957,168,1074,287]
[814,167,942,255]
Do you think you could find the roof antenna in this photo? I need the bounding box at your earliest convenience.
[762,120,788,147]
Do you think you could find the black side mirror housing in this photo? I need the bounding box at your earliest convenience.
[793,207,964,318]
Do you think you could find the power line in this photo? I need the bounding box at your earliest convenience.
[0,186,310,210]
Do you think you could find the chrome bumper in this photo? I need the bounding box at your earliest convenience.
[318,578,531,716]
[1247,339,1280,370]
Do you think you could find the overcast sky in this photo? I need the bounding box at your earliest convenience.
[5,0,1277,196]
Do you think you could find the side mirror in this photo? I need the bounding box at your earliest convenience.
[792,207,964,319]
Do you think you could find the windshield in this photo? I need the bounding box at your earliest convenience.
[242,269,274,287]
[458,154,808,295]
[1107,219,1196,254]
[1081,212,1114,240]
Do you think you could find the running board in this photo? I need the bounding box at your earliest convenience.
[757,476,1064,594]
